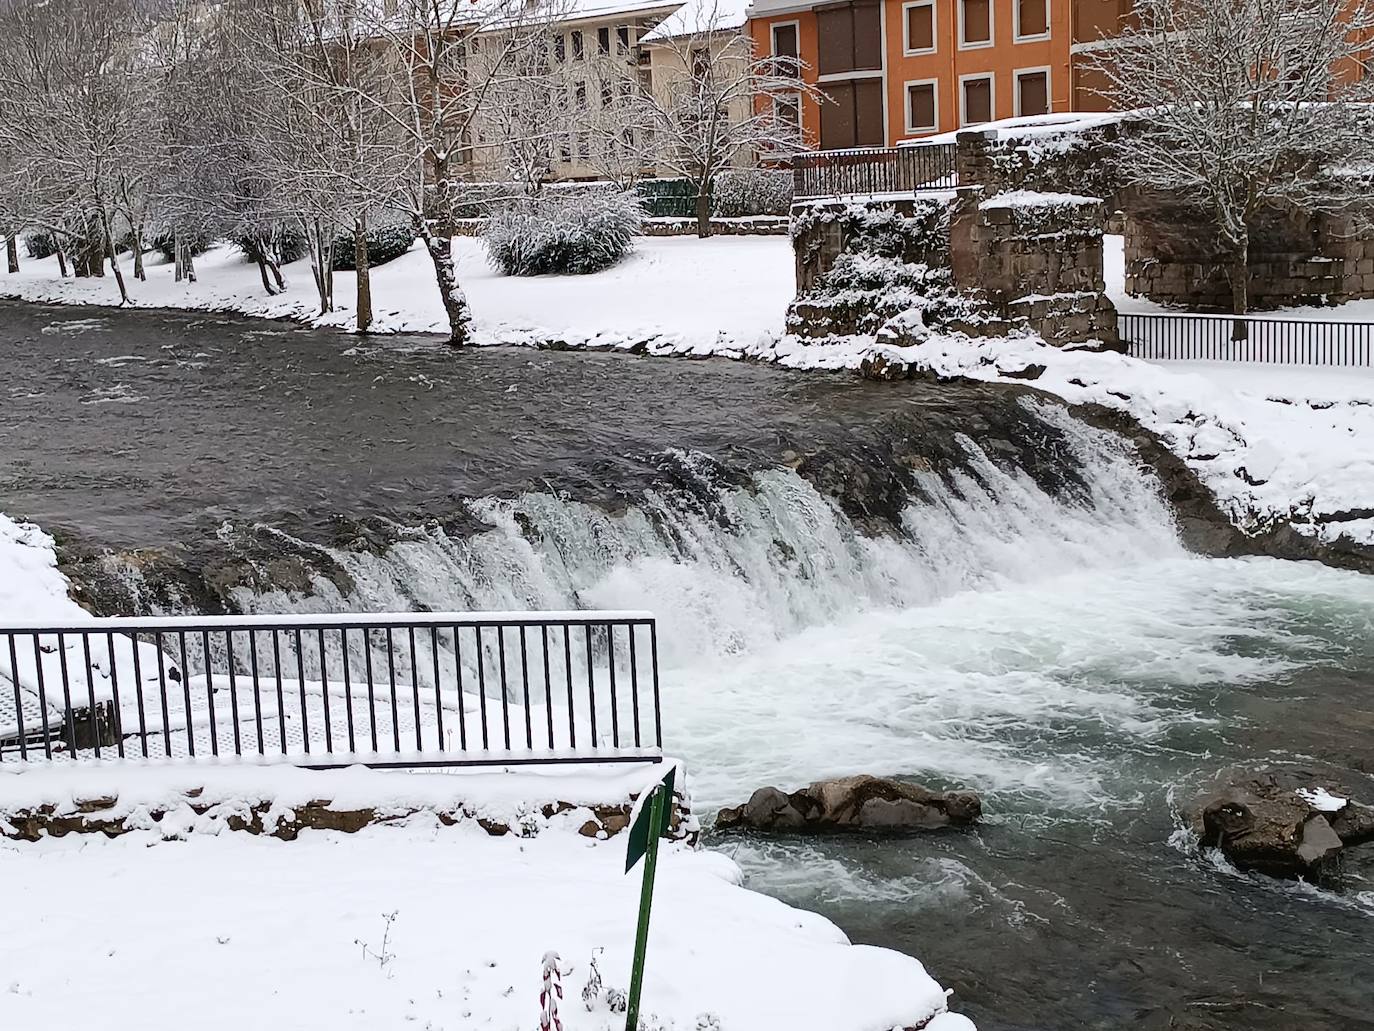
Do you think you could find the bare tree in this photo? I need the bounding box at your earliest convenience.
[632,2,818,237]
[354,0,570,345]
[0,0,160,303]
[1088,0,1374,326]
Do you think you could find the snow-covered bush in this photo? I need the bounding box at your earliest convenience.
[23,232,57,259]
[150,230,214,262]
[712,169,792,217]
[330,222,417,271]
[230,225,308,266]
[484,190,642,276]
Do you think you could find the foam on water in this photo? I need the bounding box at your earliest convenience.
[221,403,1374,816]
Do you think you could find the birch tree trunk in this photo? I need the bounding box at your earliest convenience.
[421,228,471,346]
[5,236,18,274]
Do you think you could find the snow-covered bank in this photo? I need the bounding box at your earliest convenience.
[863,333,1374,546]
[1,816,971,1031]
[0,235,795,352]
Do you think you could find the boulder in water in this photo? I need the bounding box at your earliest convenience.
[715,775,981,833]
[1191,768,1374,881]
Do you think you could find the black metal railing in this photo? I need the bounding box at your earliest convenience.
[0,611,662,769]
[792,143,958,200]
[1120,312,1374,366]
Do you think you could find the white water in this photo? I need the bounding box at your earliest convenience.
[215,401,1374,815]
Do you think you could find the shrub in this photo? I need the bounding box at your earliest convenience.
[230,224,308,265]
[712,169,793,217]
[149,229,215,262]
[23,232,58,260]
[330,222,417,271]
[484,189,642,276]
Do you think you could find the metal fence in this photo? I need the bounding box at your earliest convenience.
[1120,312,1374,366]
[0,611,662,769]
[792,143,958,201]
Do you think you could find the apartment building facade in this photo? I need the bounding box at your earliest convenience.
[746,0,1134,149]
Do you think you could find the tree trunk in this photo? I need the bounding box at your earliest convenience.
[5,235,18,274]
[97,203,130,306]
[174,230,185,282]
[421,229,471,346]
[307,218,334,316]
[132,226,146,281]
[182,242,197,283]
[354,213,373,333]
[1229,231,1250,342]
[56,242,68,278]
[694,184,712,239]
[257,256,275,295]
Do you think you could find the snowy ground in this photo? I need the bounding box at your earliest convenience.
[1,813,970,1031]
[0,235,795,352]
[0,517,973,1031]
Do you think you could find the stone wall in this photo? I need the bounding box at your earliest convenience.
[955,117,1129,210]
[1124,200,1374,310]
[786,188,1118,347]
[950,187,1118,347]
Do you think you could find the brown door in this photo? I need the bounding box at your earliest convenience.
[1017,71,1049,116]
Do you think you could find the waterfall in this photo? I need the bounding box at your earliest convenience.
[225,401,1184,671]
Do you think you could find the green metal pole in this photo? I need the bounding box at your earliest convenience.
[624,785,664,1031]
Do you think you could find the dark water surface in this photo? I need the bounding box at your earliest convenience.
[0,300,989,549]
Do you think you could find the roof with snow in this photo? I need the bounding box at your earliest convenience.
[906,111,1128,147]
[639,0,750,41]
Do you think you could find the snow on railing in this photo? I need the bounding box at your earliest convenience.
[0,610,663,769]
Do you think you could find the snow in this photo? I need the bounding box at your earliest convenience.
[0,759,671,826]
[873,333,1374,545]
[0,235,795,353]
[978,191,1100,210]
[1297,786,1349,813]
[0,816,963,1031]
[639,0,749,41]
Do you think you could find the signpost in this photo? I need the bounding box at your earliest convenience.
[623,763,676,1031]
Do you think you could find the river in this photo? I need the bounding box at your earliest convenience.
[2,300,1372,1030]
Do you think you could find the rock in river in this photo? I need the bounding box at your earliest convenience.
[1191,768,1374,881]
[715,775,981,833]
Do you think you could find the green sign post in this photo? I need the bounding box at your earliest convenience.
[623,764,676,1031]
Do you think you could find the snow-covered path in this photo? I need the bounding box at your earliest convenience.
[0,235,796,352]
[0,817,970,1031]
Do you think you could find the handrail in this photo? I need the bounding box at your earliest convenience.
[0,610,663,769]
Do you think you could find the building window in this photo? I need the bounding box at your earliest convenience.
[598,27,610,53]
[1015,0,1049,41]
[905,79,938,133]
[554,33,565,62]
[575,81,587,110]
[817,0,882,76]
[959,0,992,49]
[960,72,993,125]
[775,93,801,133]
[617,26,630,52]
[771,21,800,76]
[903,1,936,55]
[571,30,584,60]
[1015,67,1050,116]
[601,81,613,107]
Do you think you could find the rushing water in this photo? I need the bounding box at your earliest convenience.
[4,302,1374,1030]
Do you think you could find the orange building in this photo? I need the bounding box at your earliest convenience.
[747,0,1135,148]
